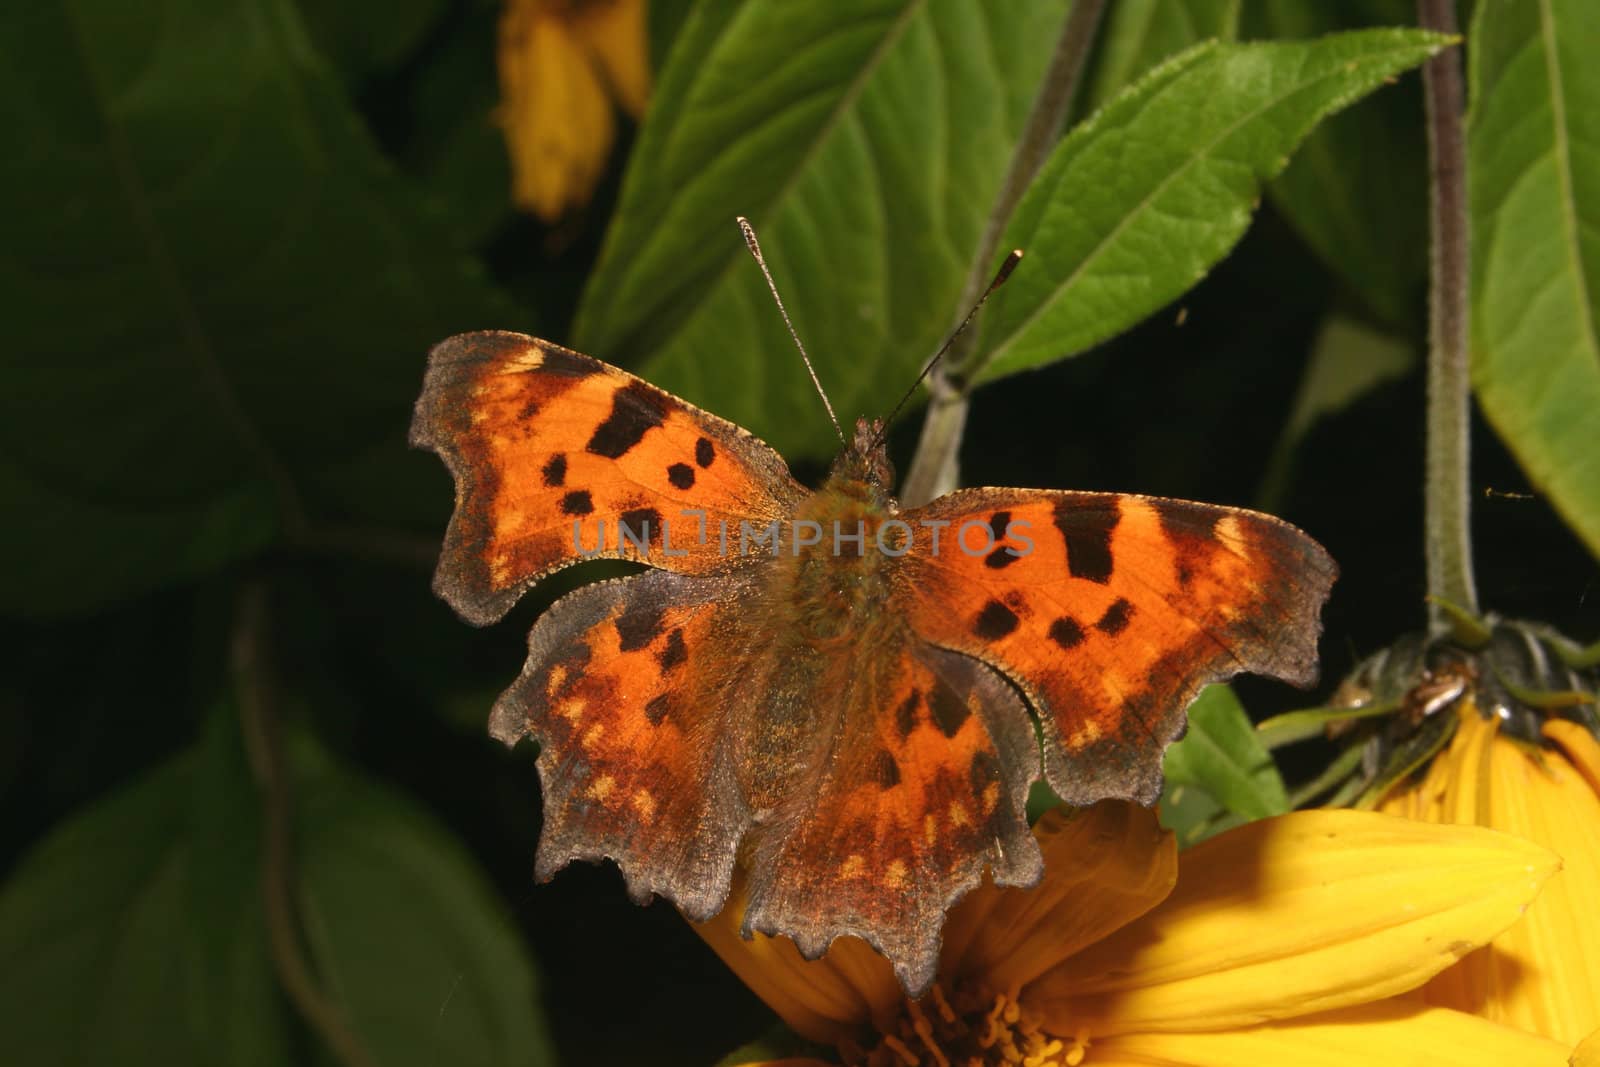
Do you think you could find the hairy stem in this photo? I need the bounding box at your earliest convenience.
[1418,0,1479,628]
[234,582,379,1067]
[901,0,1108,506]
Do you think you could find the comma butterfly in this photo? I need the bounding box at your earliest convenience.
[410,240,1336,996]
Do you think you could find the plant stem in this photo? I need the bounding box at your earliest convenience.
[901,0,1108,506]
[1418,0,1479,630]
[234,581,379,1067]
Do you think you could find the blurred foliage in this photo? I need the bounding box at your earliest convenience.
[2,1,1597,1064]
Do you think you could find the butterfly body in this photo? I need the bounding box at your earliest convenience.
[412,330,1337,994]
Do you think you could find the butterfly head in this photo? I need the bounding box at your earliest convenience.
[827,416,896,502]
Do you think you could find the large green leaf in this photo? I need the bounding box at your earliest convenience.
[1243,0,1429,327]
[1083,0,1239,112]
[0,0,522,617]
[0,739,287,1065]
[0,712,554,1066]
[969,29,1448,381]
[1469,0,1600,559]
[294,750,555,1067]
[572,0,1065,457]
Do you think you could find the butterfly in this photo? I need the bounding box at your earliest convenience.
[411,326,1336,997]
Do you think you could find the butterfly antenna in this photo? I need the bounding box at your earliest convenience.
[738,216,845,446]
[872,249,1023,449]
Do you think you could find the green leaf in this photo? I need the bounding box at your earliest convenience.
[1469,0,1600,560]
[1083,0,1239,112]
[969,29,1449,381]
[1258,313,1414,510]
[0,735,289,1066]
[294,750,556,1067]
[0,0,523,616]
[572,0,1066,457]
[1162,684,1290,821]
[296,0,449,82]
[0,711,555,1066]
[1242,0,1430,327]
[648,0,697,76]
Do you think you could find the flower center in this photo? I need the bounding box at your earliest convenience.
[844,983,1090,1067]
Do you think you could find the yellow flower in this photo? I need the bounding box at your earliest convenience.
[1379,702,1600,1048]
[497,0,651,220]
[697,802,1567,1066]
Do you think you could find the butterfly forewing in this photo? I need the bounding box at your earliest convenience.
[896,489,1338,806]
[409,331,806,624]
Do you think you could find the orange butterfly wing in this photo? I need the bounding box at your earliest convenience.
[896,489,1338,806]
[741,640,1043,994]
[409,331,805,624]
[490,568,756,922]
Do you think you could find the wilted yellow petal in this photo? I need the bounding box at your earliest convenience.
[942,802,1174,998]
[692,876,874,1044]
[1089,1001,1568,1066]
[572,0,651,117]
[1026,810,1557,1035]
[1420,716,1600,1045]
[498,0,616,220]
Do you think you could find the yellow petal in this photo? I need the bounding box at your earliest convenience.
[691,874,893,1044]
[1026,810,1557,1035]
[693,919,871,1044]
[572,0,652,117]
[1088,1001,1568,1066]
[942,802,1174,998]
[497,0,616,220]
[1572,1025,1600,1067]
[1545,718,1600,796]
[1420,716,1600,1045]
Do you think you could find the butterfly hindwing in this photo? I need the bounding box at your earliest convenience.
[492,567,756,921]
[740,637,1043,996]
[896,489,1337,806]
[410,330,806,624]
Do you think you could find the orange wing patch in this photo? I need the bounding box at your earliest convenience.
[491,568,756,920]
[410,331,806,624]
[898,490,1337,806]
[740,640,1043,995]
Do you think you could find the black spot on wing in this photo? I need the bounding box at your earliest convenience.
[895,690,922,738]
[1096,598,1134,636]
[929,685,971,738]
[982,511,1020,569]
[657,628,687,671]
[618,507,663,545]
[587,382,667,458]
[1158,502,1221,541]
[667,462,695,490]
[695,437,715,467]
[645,694,672,725]
[973,600,1019,641]
[542,453,567,487]
[1054,498,1119,584]
[1048,616,1086,649]
[615,604,665,652]
[870,750,901,788]
[560,490,593,516]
